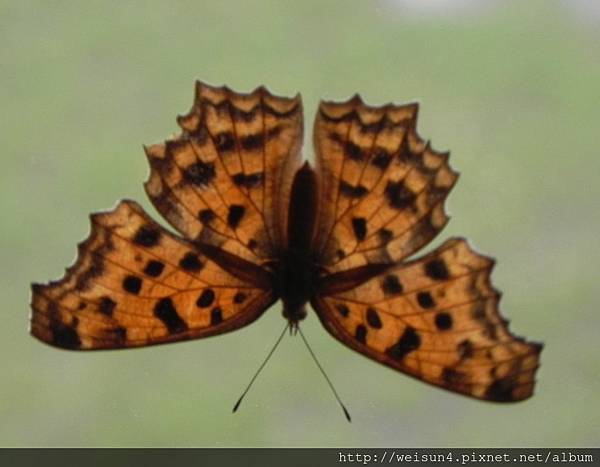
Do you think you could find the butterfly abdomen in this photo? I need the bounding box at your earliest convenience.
[275,249,316,323]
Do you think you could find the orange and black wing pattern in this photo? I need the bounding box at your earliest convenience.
[31,200,275,349]
[145,81,303,264]
[30,82,303,350]
[30,82,542,403]
[313,96,457,274]
[312,96,542,401]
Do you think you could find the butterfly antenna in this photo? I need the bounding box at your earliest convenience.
[298,327,352,423]
[232,322,289,414]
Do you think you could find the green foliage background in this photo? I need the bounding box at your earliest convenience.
[1,0,598,447]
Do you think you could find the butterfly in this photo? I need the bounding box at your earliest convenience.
[31,81,542,404]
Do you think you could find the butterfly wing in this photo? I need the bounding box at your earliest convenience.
[311,96,542,401]
[313,238,542,402]
[313,95,456,274]
[144,81,303,264]
[31,200,276,350]
[31,82,304,350]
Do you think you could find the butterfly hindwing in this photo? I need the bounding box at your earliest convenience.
[30,200,275,350]
[313,238,542,401]
[313,96,458,275]
[144,81,303,265]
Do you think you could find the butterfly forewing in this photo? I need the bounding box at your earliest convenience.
[144,81,303,264]
[313,97,458,274]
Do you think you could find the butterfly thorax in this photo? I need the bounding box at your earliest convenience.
[273,247,318,324]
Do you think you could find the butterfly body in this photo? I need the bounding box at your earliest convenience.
[272,246,314,325]
[31,81,542,403]
[276,161,319,326]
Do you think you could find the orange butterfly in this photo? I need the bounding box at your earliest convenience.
[31,81,542,405]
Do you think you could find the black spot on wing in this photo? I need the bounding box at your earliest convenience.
[196,289,215,308]
[214,132,235,152]
[385,326,421,361]
[371,149,392,169]
[425,259,450,280]
[198,209,216,225]
[381,274,403,295]
[227,205,245,228]
[434,312,453,330]
[366,308,382,329]
[179,252,203,272]
[99,296,116,316]
[240,134,263,151]
[233,292,247,304]
[122,275,142,295]
[339,180,368,199]
[355,324,367,344]
[384,180,416,210]
[485,377,517,402]
[184,161,216,187]
[345,141,364,161]
[232,172,264,188]
[143,260,165,277]
[133,226,161,247]
[51,322,81,349]
[210,307,223,325]
[351,217,367,241]
[154,297,188,334]
[417,291,435,309]
[335,303,350,317]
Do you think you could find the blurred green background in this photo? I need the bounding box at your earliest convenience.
[1,0,599,447]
